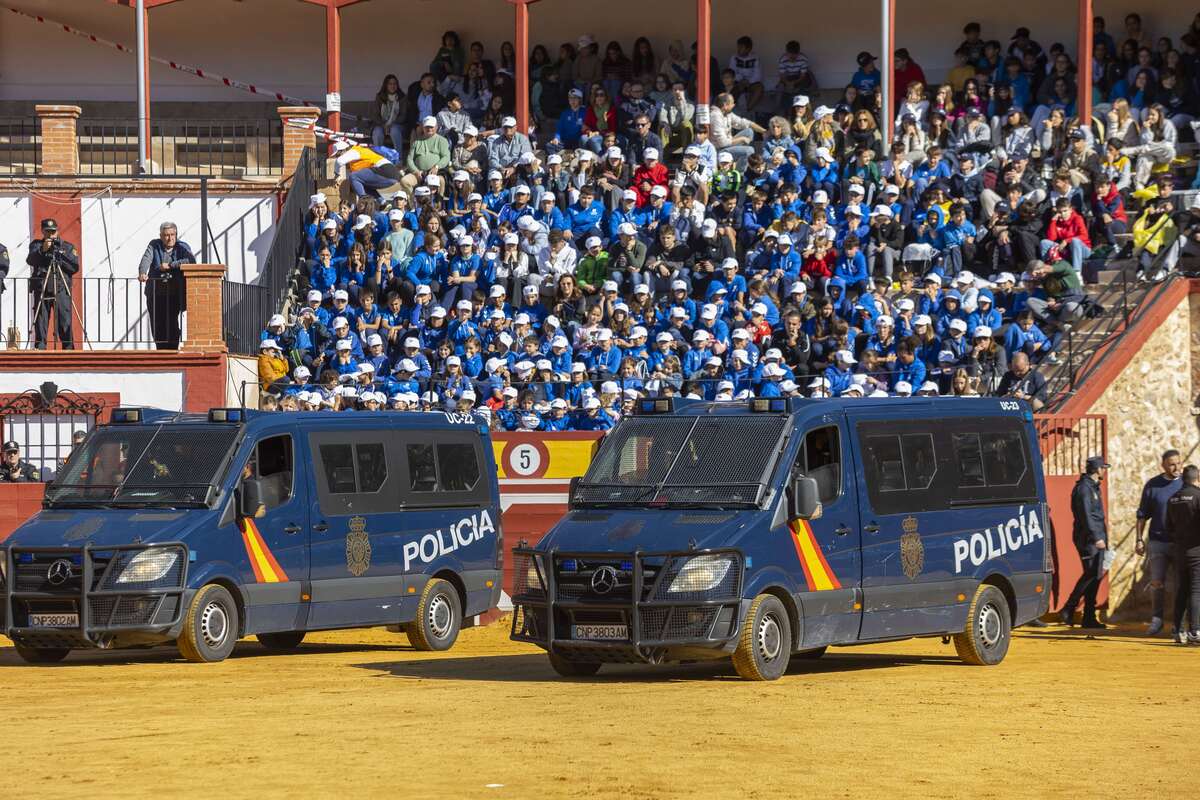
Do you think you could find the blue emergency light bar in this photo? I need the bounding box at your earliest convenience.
[110,408,143,424]
[749,398,787,413]
[208,408,245,423]
[638,398,674,414]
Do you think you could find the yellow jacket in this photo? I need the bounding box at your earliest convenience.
[1131,208,1178,256]
[258,354,289,390]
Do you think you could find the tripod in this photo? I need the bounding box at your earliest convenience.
[25,254,89,351]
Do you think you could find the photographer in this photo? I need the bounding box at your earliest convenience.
[138,221,195,349]
[25,218,80,350]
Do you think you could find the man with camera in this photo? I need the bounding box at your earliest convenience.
[138,221,195,350]
[25,218,80,350]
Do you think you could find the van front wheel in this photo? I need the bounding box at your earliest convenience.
[732,594,792,681]
[178,584,239,663]
[407,578,461,651]
[953,584,1012,666]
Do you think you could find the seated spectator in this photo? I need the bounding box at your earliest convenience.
[997,351,1048,411]
[709,93,765,170]
[370,74,406,153]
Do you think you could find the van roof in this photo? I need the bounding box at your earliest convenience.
[651,397,1031,418]
[116,408,491,434]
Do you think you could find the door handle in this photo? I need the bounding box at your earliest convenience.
[283,524,302,535]
[863,524,881,534]
[834,525,852,536]
[313,523,329,533]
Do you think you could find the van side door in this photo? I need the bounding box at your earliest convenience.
[789,418,863,647]
[305,428,406,629]
[235,433,310,635]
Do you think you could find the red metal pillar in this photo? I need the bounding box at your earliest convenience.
[696,0,711,116]
[1078,0,1094,123]
[882,0,895,147]
[140,2,151,158]
[325,2,342,132]
[508,0,539,135]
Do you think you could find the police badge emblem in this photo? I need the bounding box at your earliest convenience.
[346,516,372,576]
[900,515,924,579]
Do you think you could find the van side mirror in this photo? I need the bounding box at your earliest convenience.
[568,476,581,505]
[790,477,822,521]
[239,479,266,519]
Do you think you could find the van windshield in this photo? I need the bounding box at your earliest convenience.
[44,426,240,508]
[574,415,790,507]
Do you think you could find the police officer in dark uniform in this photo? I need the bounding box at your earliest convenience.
[1061,456,1110,629]
[0,440,38,483]
[26,218,80,350]
[138,221,195,350]
[1164,464,1200,645]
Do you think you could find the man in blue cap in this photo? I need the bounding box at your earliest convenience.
[1061,456,1111,629]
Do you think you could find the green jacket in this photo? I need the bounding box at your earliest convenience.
[406,133,451,173]
[576,252,610,289]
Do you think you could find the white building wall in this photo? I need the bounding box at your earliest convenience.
[0,371,185,409]
[0,0,1195,104]
[0,196,32,274]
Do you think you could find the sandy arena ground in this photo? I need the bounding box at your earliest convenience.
[1,620,1194,799]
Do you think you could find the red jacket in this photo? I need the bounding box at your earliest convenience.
[802,249,837,281]
[632,163,669,205]
[1046,210,1091,248]
[583,105,617,135]
[894,62,928,108]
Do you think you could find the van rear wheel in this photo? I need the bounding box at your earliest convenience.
[178,584,239,663]
[548,652,602,677]
[732,593,792,681]
[407,578,461,651]
[14,644,71,664]
[953,584,1012,666]
[257,631,305,651]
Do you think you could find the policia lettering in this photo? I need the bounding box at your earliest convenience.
[403,510,495,571]
[953,507,1045,573]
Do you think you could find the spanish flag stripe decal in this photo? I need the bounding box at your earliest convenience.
[239,519,289,583]
[790,520,842,592]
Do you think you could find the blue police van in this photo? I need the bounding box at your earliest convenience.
[511,396,1052,680]
[1,407,502,664]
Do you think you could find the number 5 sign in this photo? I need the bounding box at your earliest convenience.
[501,439,551,478]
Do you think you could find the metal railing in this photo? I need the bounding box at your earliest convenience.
[258,147,321,311]
[0,117,40,175]
[1034,414,1107,477]
[222,280,272,356]
[78,118,283,177]
[1,277,157,350]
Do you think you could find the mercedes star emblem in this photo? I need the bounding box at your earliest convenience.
[46,559,73,586]
[590,565,618,594]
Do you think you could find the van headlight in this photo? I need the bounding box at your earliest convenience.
[116,549,179,584]
[669,554,733,593]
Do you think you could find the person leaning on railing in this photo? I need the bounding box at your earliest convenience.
[138,221,195,350]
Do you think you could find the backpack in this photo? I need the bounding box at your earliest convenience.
[370,144,401,163]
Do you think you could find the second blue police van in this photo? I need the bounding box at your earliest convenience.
[1,408,502,663]
[511,396,1052,680]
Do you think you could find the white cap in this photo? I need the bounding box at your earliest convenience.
[404,337,420,348]
[700,304,717,319]
[502,115,518,128]
[650,185,668,198]
[751,302,768,316]
[463,124,478,137]
[446,355,461,367]
[995,271,1016,284]
[815,147,833,162]
[522,284,538,296]
[335,339,352,351]
[459,390,476,402]
[632,326,648,337]
[332,139,351,152]
[622,189,638,201]
[502,386,519,398]
[514,312,531,324]
[836,349,857,364]
[306,289,323,303]
[551,398,568,409]
[670,307,687,318]
[814,105,834,120]
[949,319,968,333]
[778,234,793,246]
[545,314,560,328]
[919,381,940,393]
[789,281,807,294]
[518,151,535,165]
[764,348,783,361]
[536,358,553,371]
[812,190,829,204]
[497,332,514,346]
[431,306,447,318]
[644,147,659,161]
[398,358,418,372]
[577,150,594,161]
[763,363,786,378]
[422,115,438,128]
[367,333,384,347]
[701,219,718,236]
[332,315,349,328]
[541,192,556,203]
[721,257,740,271]
[353,214,372,231]
[601,381,619,394]
[869,389,890,398]
[706,356,723,367]
[456,300,473,311]
[876,315,893,327]
[655,332,673,343]
[731,328,750,340]
[692,329,711,341]
[357,361,376,374]
[847,183,866,196]
[584,235,602,249]
[808,376,831,388]
[718,151,734,163]
[914,314,932,327]
[618,222,638,236]
[684,145,702,157]
[414,186,431,197]
[293,366,310,379]
[415,284,432,296]
[924,273,943,285]
[584,397,602,410]
[733,350,751,362]
[883,183,901,196]
[388,208,405,221]
[974,326,993,338]
[268,313,286,328]
[513,184,531,195]
[596,328,613,340]
[896,298,915,311]
[894,381,913,395]
[551,335,569,348]
[602,280,619,292]
[547,153,563,165]
[872,205,893,218]
[634,284,651,295]
[671,279,688,292]
[606,146,623,160]
[488,170,503,181]
[503,232,520,245]
[844,383,865,395]
[489,285,507,298]
[321,218,338,231]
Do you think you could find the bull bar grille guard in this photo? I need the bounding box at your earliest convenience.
[510,546,745,654]
[1,543,190,645]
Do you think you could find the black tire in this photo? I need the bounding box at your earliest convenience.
[14,644,70,664]
[256,631,306,651]
[406,578,462,651]
[732,593,792,681]
[177,584,240,663]
[953,584,1012,666]
[795,646,828,660]
[548,652,603,677]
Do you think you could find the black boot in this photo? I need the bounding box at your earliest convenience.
[1080,616,1107,630]
[1059,607,1075,627]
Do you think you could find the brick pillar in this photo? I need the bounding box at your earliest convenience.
[36,105,81,174]
[278,106,321,168]
[181,263,227,353]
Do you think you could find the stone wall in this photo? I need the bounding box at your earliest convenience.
[1078,290,1200,618]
